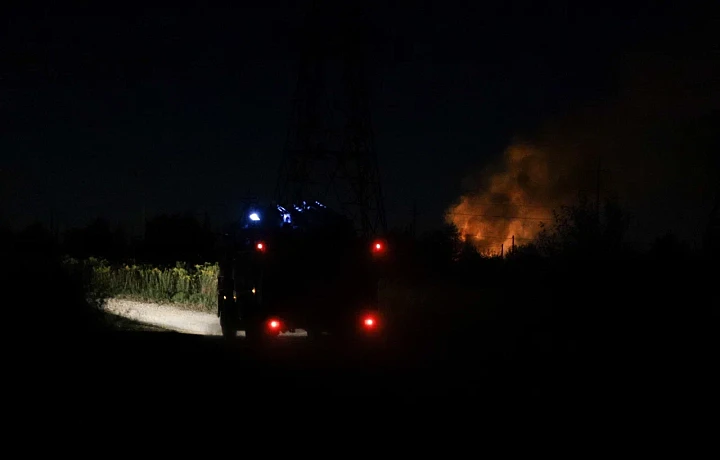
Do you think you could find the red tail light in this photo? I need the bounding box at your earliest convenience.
[256,242,266,252]
[371,240,385,254]
[362,315,376,328]
[268,319,280,329]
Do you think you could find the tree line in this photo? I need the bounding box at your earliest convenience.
[3,195,718,271]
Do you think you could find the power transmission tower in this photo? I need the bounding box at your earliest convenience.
[274,2,387,237]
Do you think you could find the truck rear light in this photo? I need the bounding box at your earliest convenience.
[371,239,387,256]
[371,240,384,253]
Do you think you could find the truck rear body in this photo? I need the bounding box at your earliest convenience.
[217,203,384,339]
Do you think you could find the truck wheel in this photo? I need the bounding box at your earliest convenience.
[220,307,238,339]
[221,320,237,339]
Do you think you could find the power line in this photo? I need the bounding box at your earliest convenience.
[466,236,535,241]
[452,203,556,209]
[382,195,554,206]
[386,200,556,210]
[447,212,550,221]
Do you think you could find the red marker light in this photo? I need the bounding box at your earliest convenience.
[256,242,265,251]
[269,319,280,329]
[372,240,384,253]
[363,316,376,328]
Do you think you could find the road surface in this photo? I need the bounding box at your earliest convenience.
[104,298,308,337]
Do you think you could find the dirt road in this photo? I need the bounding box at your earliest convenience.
[104,298,307,337]
[104,299,223,335]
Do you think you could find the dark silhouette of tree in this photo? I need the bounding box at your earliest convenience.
[15,222,57,259]
[457,238,481,263]
[650,232,690,261]
[140,212,215,265]
[112,223,128,258]
[535,195,630,260]
[418,223,461,273]
[2,223,107,349]
[0,224,11,248]
[382,227,419,280]
[704,193,719,259]
[63,218,127,260]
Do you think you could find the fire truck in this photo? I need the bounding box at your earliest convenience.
[217,201,385,341]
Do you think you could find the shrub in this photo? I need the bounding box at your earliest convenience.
[64,259,219,312]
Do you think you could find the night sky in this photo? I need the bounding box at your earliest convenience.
[2,2,717,243]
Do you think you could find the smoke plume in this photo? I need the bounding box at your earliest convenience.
[448,144,556,253]
[447,52,719,252]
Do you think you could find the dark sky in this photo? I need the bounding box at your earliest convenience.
[1,2,716,238]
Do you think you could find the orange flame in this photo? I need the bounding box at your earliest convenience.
[446,143,555,254]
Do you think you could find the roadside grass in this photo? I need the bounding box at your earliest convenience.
[63,257,218,313]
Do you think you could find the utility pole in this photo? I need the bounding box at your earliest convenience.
[411,200,417,239]
[596,156,602,225]
[49,206,56,243]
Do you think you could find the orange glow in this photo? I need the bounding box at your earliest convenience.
[446,143,555,255]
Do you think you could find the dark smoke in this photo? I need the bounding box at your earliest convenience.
[448,51,719,251]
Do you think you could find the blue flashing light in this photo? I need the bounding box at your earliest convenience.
[276,205,292,224]
[249,212,260,221]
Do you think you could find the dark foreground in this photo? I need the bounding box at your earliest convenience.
[25,315,716,420]
[7,309,717,448]
[7,256,718,431]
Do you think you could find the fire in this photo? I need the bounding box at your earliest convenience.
[446,143,555,254]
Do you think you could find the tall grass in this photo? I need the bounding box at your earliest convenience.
[63,257,218,312]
